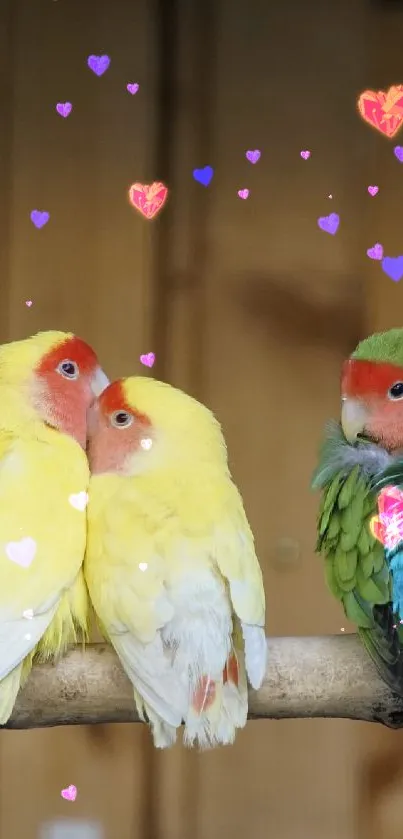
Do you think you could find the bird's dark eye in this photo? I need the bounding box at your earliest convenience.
[389,382,403,400]
[57,359,79,380]
[110,410,133,428]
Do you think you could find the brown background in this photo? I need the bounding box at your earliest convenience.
[1,0,403,836]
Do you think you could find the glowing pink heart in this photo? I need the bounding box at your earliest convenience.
[300,150,311,160]
[238,189,249,199]
[56,102,72,118]
[367,243,383,260]
[140,352,155,368]
[25,300,33,307]
[6,537,37,568]
[358,87,403,137]
[368,185,379,196]
[371,486,403,550]
[129,183,168,219]
[61,785,77,802]
[127,83,139,95]
[245,150,260,164]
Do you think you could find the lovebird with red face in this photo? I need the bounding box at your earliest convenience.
[0,330,108,722]
[312,327,403,696]
[85,376,267,749]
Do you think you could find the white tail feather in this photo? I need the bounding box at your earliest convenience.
[241,623,267,689]
[111,632,186,730]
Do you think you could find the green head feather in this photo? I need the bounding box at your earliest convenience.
[352,328,403,367]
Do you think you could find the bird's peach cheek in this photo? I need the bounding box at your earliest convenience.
[370,407,403,449]
[88,428,128,474]
[88,433,109,474]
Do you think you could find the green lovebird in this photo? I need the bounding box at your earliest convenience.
[312,327,403,696]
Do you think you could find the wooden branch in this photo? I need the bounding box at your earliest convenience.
[4,636,403,730]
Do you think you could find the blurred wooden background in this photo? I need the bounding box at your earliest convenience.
[1,0,403,836]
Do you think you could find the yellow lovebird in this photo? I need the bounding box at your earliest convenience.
[0,330,108,722]
[85,376,267,749]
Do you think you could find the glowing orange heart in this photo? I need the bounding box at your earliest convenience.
[128,182,168,220]
[357,86,403,138]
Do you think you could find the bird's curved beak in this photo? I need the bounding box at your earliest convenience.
[91,367,110,398]
[341,398,369,443]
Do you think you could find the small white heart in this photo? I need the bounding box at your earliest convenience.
[6,537,37,568]
[23,608,34,620]
[140,438,153,451]
[139,562,148,572]
[69,491,88,512]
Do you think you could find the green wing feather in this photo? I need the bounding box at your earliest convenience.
[313,425,403,695]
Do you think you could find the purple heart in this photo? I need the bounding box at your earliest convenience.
[238,189,249,199]
[56,102,72,118]
[87,54,111,76]
[367,185,378,196]
[394,146,403,163]
[30,210,50,229]
[193,166,214,186]
[317,213,339,235]
[127,83,139,95]
[367,243,383,260]
[246,149,261,164]
[300,150,311,160]
[382,256,403,282]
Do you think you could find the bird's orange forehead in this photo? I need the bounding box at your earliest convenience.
[97,379,151,425]
[98,379,130,413]
[341,358,403,399]
[36,336,98,375]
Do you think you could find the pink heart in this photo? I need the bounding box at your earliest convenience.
[358,87,403,138]
[300,150,311,160]
[6,537,37,568]
[368,185,379,196]
[140,352,155,368]
[25,300,33,307]
[127,83,139,95]
[61,784,77,802]
[128,182,168,220]
[238,189,249,199]
[56,102,72,118]
[367,242,383,260]
[245,149,261,164]
[379,486,403,517]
